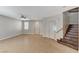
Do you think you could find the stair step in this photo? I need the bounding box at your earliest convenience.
[70,27,78,29]
[66,34,78,38]
[69,29,78,32]
[70,26,78,28]
[64,38,77,43]
[64,37,78,42]
[68,31,78,33]
[71,25,78,27]
[70,28,78,30]
[64,36,78,40]
[62,39,78,46]
[65,36,78,39]
[57,24,78,50]
[67,32,78,35]
[71,25,78,26]
[58,41,78,50]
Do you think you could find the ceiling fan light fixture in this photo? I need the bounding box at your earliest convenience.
[20,15,30,20]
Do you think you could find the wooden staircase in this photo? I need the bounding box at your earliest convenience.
[57,24,78,50]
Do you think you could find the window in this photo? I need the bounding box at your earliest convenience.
[24,22,29,30]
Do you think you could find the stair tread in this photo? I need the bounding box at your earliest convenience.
[67,33,78,35]
[68,29,78,33]
[58,41,78,50]
[69,29,78,31]
[64,37,78,40]
[66,33,78,36]
[66,34,78,38]
[68,32,78,35]
[64,37,78,42]
[62,39,78,46]
[66,34,78,37]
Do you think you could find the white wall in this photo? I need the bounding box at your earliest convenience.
[22,7,63,40]
[0,15,22,40]
[40,13,63,40]
[23,13,63,40]
[23,20,40,34]
[51,14,63,40]
[69,12,78,24]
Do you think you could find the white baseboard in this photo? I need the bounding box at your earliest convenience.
[0,33,22,40]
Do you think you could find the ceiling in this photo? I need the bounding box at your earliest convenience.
[0,6,63,20]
